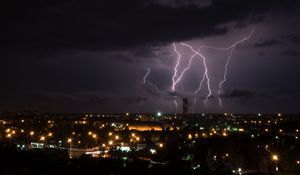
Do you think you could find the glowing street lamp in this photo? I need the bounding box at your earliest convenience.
[271,154,279,172]
[237,168,242,175]
[108,140,113,145]
[40,136,45,141]
[272,154,278,161]
[157,112,162,117]
[67,138,72,158]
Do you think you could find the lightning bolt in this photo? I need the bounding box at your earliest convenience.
[171,43,199,110]
[143,68,151,84]
[170,30,254,108]
[171,43,181,91]
[180,43,212,104]
[171,43,201,93]
[200,29,255,106]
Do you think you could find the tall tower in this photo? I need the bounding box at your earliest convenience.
[183,97,188,114]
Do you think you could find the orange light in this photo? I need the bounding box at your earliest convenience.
[272,155,279,161]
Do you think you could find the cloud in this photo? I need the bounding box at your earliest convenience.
[35,90,111,104]
[112,53,142,64]
[132,45,160,58]
[221,89,256,99]
[253,39,280,47]
[136,81,163,97]
[253,34,300,48]
[284,35,300,45]
[281,49,300,56]
[123,97,147,104]
[2,0,299,54]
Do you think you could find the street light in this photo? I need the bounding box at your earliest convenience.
[271,154,279,172]
[237,168,242,175]
[92,134,98,145]
[67,138,72,158]
[272,155,278,161]
[108,140,113,145]
[40,136,45,141]
[40,136,46,148]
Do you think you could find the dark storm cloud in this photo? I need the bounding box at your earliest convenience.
[1,0,300,113]
[36,90,111,104]
[221,89,256,99]
[253,39,280,47]
[123,97,147,104]
[281,49,300,56]
[220,89,297,100]
[234,14,265,29]
[136,81,162,97]
[1,0,299,53]
[132,45,160,58]
[112,54,141,64]
[112,45,160,64]
[258,52,265,56]
[253,34,300,48]
[284,35,300,45]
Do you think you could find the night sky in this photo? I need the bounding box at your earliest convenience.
[1,0,300,113]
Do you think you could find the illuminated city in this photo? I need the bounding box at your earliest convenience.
[0,110,299,174]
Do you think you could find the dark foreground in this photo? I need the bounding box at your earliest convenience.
[0,142,293,175]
